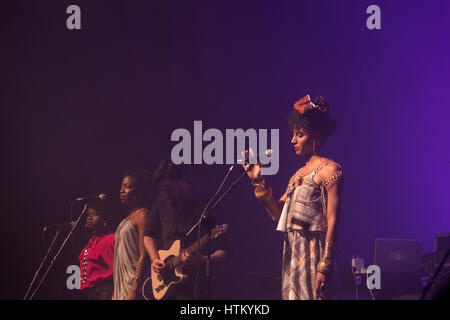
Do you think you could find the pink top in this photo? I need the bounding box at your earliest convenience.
[78,230,115,289]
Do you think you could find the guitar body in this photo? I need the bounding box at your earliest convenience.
[151,240,187,300]
[142,224,228,300]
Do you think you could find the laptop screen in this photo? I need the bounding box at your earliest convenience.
[374,239,422,273]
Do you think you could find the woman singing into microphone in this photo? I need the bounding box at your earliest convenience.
[243,95,343,300]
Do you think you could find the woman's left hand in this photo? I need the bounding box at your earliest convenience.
[315,272,326,296]
[181,251,207,266]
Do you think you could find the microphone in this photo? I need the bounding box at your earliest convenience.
[237,149,273,173]
[237,149,273,166]
[43,221,76,232]
[75,193,107,202]
[261,149,273,158]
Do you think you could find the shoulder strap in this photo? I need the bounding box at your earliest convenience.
[310,160,331,179]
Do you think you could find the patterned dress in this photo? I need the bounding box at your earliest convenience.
[277,162,342,300]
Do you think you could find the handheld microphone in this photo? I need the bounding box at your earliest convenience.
[237,149,273,165]
[75,193,107,202]
[238,149,273,172]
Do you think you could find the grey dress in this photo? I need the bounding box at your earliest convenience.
[113,218,139,300]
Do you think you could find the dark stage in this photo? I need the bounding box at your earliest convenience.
[1,0,449,302]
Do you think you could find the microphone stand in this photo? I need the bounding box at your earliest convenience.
[419,248,450,300]
[186,165,234,299]
[24,229,61,300]
[186,163,254,299]
[27,203,89,300]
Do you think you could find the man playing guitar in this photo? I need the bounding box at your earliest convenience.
[143,159,228,300]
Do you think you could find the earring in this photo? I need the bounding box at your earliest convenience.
[313,141,322,155]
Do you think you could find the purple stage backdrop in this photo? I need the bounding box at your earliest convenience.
[1,0,449,299]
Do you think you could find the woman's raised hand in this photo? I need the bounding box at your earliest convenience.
[241,149,263,184]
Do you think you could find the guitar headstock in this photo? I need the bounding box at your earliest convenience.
[211,224,229,239]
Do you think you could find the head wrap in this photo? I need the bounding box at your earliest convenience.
[294,94,328,114]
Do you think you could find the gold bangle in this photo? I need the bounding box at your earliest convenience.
[254,183,272,203]
[317,261,331,274]
[253,179,268,195]
[255,189,270,201]
[252,178,266,187]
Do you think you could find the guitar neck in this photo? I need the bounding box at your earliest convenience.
[186,233,210,254]
[172,232,211,267]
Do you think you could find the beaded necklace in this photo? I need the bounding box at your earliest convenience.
[288,160,330,188]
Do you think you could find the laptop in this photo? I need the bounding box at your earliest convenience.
[374,238,422,273]
[373,239,422,294]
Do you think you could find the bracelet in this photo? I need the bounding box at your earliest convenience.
[252,178,265,187]
[253,178,267,192]
[254,184,272,203]
[316,260,331,274]
[254,184,268,194]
